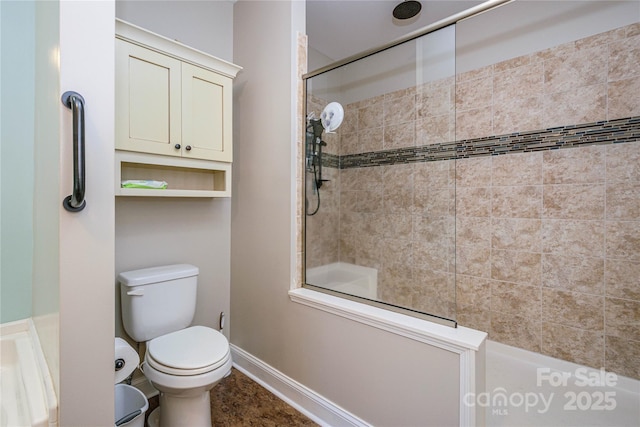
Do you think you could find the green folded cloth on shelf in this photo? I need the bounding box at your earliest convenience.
[121,180,168,189]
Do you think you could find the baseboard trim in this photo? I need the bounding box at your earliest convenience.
[230,344,370,427]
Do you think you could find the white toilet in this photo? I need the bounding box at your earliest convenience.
[119,264,232,427]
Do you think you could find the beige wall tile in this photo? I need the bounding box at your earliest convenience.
[627,22,640,37]
[358,101,384,130]
[413,240,452,272]
[605,220,640,261]
[413,269,455,318]
[543,184,605,220]
[382,238,413,266]
[456,275,491,311]
[413,216,454,247]
[358,127,384,153]
[542,288,604,331]
[340,131,359,155]
[492,185,542,218]
[606,143,640,183]
[605,297,640,341]
[383,176,413,214]
[608,34,640,82]
[491,280,540,319]
[542,219,605,257]
[490,312,541,353]
[544,84,607,129]
[608,76,640,120]
[542,254,604,295]
[384,94,416,126]
[414,160,452,187]
[605,259,640,301]
[416,115,454,146]
[456,156,492,187]
[544,44,607,93]
[384,122,415,150]
[492,151,543,186]
[542,322,604,369]
[456,245,491,278]
[456,76,493,112]
[382,213,413,240]
[493,96,545,135]
[456,275,491,332]
[456,107,493,141]
[494,61,543,101]
[456,217,491,247]
[340,104,358,134]
[414,187,454,217]
[417,83,453,118]
[606,182,640,220]
[491,249,541,286]
[356,189,384,213]
[359,166,384,191]
[543,145,605,185]
[456,186,491,217]
[491,218,542,252]
[605,335,640,380]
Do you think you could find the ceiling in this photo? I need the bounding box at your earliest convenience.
[306,0,484,62]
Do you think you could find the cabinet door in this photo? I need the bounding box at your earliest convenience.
[116,40,182,156]
[181,63,232,162]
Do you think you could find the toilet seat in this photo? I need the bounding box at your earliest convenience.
[146,326,230,376]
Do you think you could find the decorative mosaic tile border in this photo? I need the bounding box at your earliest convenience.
[332,116,640,169]
[321,153,340,169]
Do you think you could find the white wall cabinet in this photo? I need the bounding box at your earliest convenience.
[115,19,241,196]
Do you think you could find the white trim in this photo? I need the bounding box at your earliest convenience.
[231,345,371,427]
[289,288,485,351]
[288,288,487,427]
[115,19,241,79]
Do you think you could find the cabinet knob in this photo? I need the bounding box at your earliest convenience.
[174,144,181,149]
[185,145,192,151]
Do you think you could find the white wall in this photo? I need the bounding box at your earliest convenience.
[116,0,234,63]
[232,2,462,425]
[58,1,115,424]
[114,1,234,344]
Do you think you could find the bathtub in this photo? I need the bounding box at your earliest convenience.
[0,319,57,427]
[485,340,640,427]
[306,262,377,299]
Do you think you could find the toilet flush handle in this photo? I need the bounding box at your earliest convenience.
[126,289,144,296]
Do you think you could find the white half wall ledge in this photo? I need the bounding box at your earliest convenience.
[231,344,371,427]
[288,288,486,352]
[288,287,488,427]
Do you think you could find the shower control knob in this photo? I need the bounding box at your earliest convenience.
[185,145,192,151]
[174,144,181,149]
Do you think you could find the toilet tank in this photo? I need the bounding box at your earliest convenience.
[119,264,199,342]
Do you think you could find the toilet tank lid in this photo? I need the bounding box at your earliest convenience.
[118,264,199,287]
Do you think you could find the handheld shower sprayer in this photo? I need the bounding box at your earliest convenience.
[305,102,344,216]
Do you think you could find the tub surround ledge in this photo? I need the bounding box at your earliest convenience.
[288,287,487,427]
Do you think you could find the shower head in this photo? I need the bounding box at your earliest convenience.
[393,0,422,20]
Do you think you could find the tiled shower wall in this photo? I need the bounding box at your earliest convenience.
[305,23,640,379]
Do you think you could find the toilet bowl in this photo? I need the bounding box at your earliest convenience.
[142,327,233,427]
[119,265,232,427]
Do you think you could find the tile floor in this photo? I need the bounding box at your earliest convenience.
[145,368,318,426]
